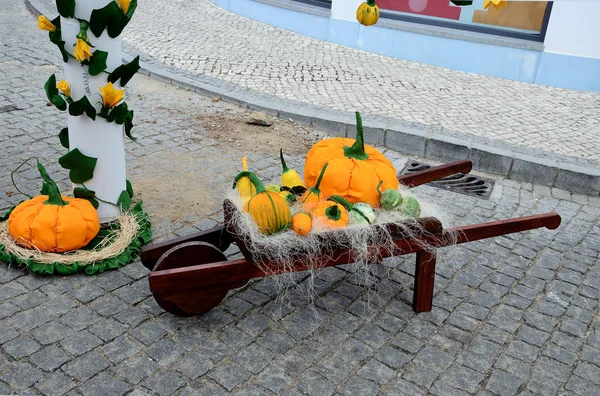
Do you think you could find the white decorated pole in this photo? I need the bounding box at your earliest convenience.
[60,1,127,223]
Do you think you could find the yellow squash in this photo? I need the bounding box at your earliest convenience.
[237,157,257,202]
[280,149,305,189]
[356,0,380,26]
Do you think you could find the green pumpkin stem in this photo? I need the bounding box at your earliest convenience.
[376,180,384,195]
[366,0,376,6]
[233,171,266,194]
[37,161,68,206]
[280,149,290,174]
[328,195,354,210]
[325,204,342,221]
[329,195,371,224]
[343,112,369,161]
[313,162,329,192]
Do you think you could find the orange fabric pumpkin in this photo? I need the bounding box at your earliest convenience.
[291,212,312,236]
[304,112,398,207]
[8,161,100,253]
[233,171,292,235]
[312,200,349,229]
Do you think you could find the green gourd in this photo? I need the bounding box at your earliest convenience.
[377,180,403,210]
[329,195,376,225]
[399,196,421,217]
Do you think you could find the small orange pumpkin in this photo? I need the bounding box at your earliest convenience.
[8,161,100,253]
[299,162,328,210]
[312,200,349,229]
[291,212,312,236]
[304,112,398,207]
[233,171,291,235]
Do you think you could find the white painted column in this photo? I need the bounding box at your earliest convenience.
[61,0,126,223]
[544,2,600,59]
[331,0,364,21]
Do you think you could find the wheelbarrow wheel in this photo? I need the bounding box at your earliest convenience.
[150,242,243,316]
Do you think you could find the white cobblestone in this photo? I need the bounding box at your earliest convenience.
[118,0,600,163]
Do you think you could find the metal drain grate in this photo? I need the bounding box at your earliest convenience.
[401,161,494,199]
[0,105,21,114]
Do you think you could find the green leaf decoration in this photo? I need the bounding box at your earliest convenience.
[59,128,69,149]
[126,0,138,19]
[126,180,134,198]
[117,190,131,210]
[56,0,75,18]
[107,56,140,87]
[124,111,136,141]
[88,50,108,76]
[44,75,66,111]
[69,96,97,121]
[58,148,97,184]
[90,1,131,38]
[106,102,127,123]
[73,187,100,209]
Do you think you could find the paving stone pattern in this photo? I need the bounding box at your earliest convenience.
[124,0,600,163]
[2,1,600,395]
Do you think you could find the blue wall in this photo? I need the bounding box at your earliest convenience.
[213,0,600,92]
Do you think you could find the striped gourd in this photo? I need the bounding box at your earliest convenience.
[233,171,291,235]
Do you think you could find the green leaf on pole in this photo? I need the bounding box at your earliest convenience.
[90,1,127,38]
[124,111,136,141]
[106,102,127,123]
[44,74,66,111]
[58,128,69,149]
[107,56,140,87]
[56,0,75,18]
[73,187,99,209]
[126,180,134,198]
[88,50,108,76]
[58,148,97,184]
[69,96,97,121]
[116,190,131,210]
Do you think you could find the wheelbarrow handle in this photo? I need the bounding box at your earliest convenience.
[398,160,473,188]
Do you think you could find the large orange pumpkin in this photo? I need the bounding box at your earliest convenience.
[304,112,398,207]
[8,161,100,253]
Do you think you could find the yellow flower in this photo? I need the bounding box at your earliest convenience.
[37,15,56,32]
[99,82,124,108]
[56,80,71,97]
[116,0,131,14]
[74,38,92,62]
[484,0,507,10]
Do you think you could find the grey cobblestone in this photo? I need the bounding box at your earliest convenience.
[3,1,600,395]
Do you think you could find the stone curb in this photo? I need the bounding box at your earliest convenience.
[26,0,600,196]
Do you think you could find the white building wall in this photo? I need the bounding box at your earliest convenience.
[544,2,600,59]
[331,0,364,21]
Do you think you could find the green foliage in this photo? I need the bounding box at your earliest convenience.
[56,0,75,18]
[69,96,97,121]
[117,189,131,210]
[107,56,140,87]
[58,128,69,149]
[58,148,97,184]
[88,50,108,76]
[90,0,137,38]
[48,28,69,63]
[126,180,134,198]
[44,74,66,111]
[73,187,99,209]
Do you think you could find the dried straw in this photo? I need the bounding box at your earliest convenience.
[0,214,140,266]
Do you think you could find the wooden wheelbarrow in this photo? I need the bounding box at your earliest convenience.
[140,160,561,316]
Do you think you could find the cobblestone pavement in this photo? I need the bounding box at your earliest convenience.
[127,0,599,162]
[3,1,600,395]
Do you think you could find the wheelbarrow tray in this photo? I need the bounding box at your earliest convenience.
[141,161,561,316]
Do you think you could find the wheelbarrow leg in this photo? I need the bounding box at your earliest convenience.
[413,250,437,313]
